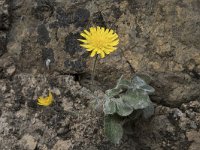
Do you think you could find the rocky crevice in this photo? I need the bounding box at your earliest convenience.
[0,0,200,149]
[0,0,11,56]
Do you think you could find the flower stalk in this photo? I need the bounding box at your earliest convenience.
[91,55,98,85]
[78,26,119,85]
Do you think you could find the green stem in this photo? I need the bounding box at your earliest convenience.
[91,55,98,85]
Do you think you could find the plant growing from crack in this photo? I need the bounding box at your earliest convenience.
[103,75,155,144]
[78,26,155,144]
[78,26,119,84]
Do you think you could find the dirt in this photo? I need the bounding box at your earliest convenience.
[0,0,200,149]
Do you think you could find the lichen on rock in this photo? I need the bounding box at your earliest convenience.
[0,0,200,149]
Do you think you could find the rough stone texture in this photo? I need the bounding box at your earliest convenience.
[0,55,16,78]
[0,0,10,56]
[132,101,200,150]
[0,68,136,149]
[0,0,10,30]
[5,0,200,106]
[0,67,200,149]
[0,31,6,56]
[186,131,200,150]
[93,0,200,106]
[53,140,72,150]
[19,135,37,150]
[0,0,200,149]
[7,0,91,73]
[152,72,200,106]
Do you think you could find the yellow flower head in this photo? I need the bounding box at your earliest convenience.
[78,26,119,58]
[37,92,53,106]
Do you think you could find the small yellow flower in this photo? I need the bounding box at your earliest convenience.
[78,26,119,58]
[37,92,53,106]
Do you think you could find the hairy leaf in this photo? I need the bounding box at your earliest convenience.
[132,76,147,88]
[122,90,151,110]
[104,97,116,115]
[115,76,132,89]
[134,73,152,84]
[104,115,123,144]
[115,98,133,116]
[106,88,122,98]
[140,84,155,94]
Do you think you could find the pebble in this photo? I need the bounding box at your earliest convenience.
[6,65,16,76]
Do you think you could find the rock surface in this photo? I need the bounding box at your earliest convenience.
[0,0,10,56]
[0,0,10,30]
[0,0,200,149]
[0,31,6,56]
[0,68,200,149]
[4,0,199,106]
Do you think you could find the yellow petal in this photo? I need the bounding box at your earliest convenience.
[90,49,97,57]
[99,51,105,58]
[103,49,111,54]
[80,44,93,49]
[97,26,101,32]
[110,33,118,40]
[108,47,117,52]
[90,27,96,34]
[49,92,53,99]
[105,29,110,34]
[83,29,91,36]
[101,27,105,32]
[108,29,114,35]
[37,92,53,106]
[80,33,89,39]
[109,39,119,46]
[79,26,119,58]
[78,39,88,43]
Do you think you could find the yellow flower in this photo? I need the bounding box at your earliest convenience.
[37,92,53,106]
[78,26,119,58]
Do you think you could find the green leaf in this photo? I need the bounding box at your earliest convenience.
[132,76,147,88]
[103,97,116,115]
[134,73,152,84]
[106,88,122,98]
[115,98,133,116]
[116,79,132,89]
[142,102,154,119]
[140,84,155,94]
[113,75,132,89]
[122,90,151,110]
[104,115,123,144]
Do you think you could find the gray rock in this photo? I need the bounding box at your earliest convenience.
[0,0,10,30]
[190,121,197,129]
[6,65,16,76]
[0,0,10,57]
[0,0,200,149]
[186,109,196,119]
[37,24,51,46]
[19,135,37,150]
[0,56,15,78]
[53,140,72,150]
[186,130,200,150]
[152,72,200,106]
[6,1,200,107]
[0,32,6,56]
